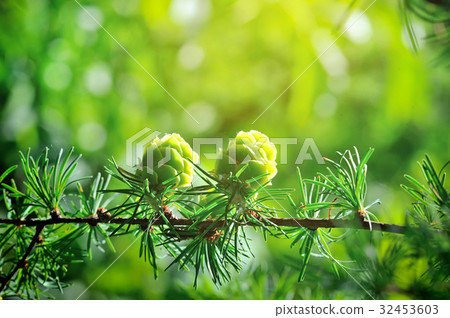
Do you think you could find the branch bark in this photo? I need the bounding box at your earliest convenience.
[0,215,405,234]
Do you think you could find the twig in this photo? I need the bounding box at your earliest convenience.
[0,216,405,234]
[0,213,405,295]
[0,225,44,294]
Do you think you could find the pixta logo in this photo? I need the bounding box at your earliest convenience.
[126,128,161,169]
[126,128,325,170]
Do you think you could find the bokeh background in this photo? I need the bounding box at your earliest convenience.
[0,0,449,299]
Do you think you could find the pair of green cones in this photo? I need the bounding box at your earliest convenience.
[138,130,277,193]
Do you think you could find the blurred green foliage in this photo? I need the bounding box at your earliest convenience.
[0,0,449,299]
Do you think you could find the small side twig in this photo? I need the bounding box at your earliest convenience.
[0,225,44,294]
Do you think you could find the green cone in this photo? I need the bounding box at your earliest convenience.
[139,133,198,188]
[216,130,277,192]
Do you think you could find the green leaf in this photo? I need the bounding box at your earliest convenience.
[298,233,315,282]
[0,165,17,184]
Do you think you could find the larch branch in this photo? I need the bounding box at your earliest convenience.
[0,216,405,234]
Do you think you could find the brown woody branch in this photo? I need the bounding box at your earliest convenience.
[0,215,405,234]
[0,225,44,294]
[0,213,404,294]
